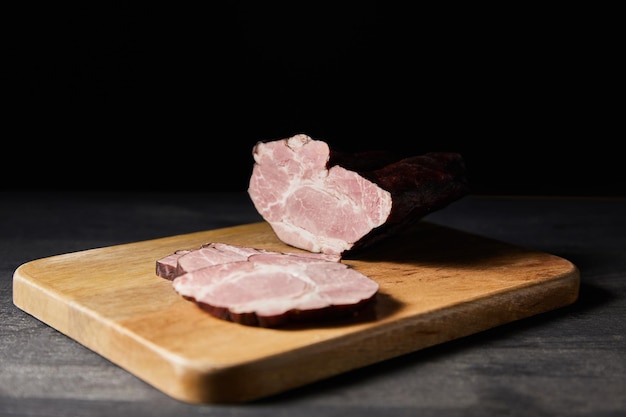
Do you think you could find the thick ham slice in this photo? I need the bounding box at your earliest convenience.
[248,134,470,256]
[156,243,377,327]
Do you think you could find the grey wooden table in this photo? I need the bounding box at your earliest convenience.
[1,191,624,417]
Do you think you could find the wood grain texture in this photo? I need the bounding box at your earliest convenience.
[12,221,579,404]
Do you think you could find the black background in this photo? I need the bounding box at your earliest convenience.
[7,3,622,196]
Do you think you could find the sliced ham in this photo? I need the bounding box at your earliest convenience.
[156,242,341,280]
[173,255,378,327]
[248,134,470,256]
[156,243,377,327]
[174,243,267,277]
[155,249,191,280]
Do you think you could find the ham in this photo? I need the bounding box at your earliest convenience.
[248,134,470,256]
[156,243,341,280]
[154,135,468,326]
[156,243,377,327]
[155,249,191,280]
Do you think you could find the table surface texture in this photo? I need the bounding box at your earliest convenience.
[1,190,624,417]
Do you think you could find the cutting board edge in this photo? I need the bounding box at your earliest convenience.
[10,221,582,404]
[13,264,74,336]
[12,257,580,404]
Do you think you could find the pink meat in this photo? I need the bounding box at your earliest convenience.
[248,134,393,255]
[248,134,469,256]
[156,243,377,327]
[172,255,378,327]
[156,242,341,280]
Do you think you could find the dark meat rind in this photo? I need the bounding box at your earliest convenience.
[194,296,377,328]
[344,151,470,254]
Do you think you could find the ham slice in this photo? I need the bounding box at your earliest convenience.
[247,134,470,256]
[155,249,191,280]
[156,243,341,280]
[156,243,377,327]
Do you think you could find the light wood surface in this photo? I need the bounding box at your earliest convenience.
[12,221,579,404]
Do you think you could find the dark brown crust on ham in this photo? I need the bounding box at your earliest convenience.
[190,295,376,328]
[337,151,470,255]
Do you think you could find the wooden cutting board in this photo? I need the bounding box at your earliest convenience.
[12,221,579,404]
